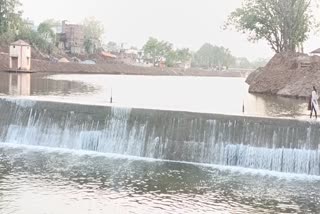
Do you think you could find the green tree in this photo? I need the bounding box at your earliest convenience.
[83,17,104,54]
[175,48,192,63]
[226,0,314,53]
[37,20,57,42]
[236,57,252,69]
[0,0,22,34]
[165,48,192,67]
[16,19,34,39]
[164,50,177,67]
[105,41,119,52]
[220,48,236,69]
[16,19,56,55]
[0,0,22,44]
[143,37,173,66]
[37,20,57,54]
[193,43,235,69]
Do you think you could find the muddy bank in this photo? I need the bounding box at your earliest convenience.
[246,52,320,98]
[0,53,244,77]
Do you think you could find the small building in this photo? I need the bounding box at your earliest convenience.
[57,21,85,54]
[101,51,117,59]
[175,60,192,70]
[9,40,31,71]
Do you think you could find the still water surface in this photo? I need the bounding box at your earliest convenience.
[0,72,309,118]
[0,144,320,214]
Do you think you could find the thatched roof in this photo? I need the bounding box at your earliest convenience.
[311,48,320,54]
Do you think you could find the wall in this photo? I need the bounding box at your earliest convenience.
[64,24,84,54]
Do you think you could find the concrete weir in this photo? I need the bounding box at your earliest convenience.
[0,98,320,175]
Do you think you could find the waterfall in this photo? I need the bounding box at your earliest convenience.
[0,98,320,175]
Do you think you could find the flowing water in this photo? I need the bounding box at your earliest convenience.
[0,98,319,176]
[0,73,319,213]
[1,144,320,214]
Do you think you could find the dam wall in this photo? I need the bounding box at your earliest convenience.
[0,98,319,175]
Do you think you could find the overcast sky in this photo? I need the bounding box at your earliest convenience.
[20,0,320,60]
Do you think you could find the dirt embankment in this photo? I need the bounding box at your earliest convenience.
[0,53,244,77]
[246,52,320,98]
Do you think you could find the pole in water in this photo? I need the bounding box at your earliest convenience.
[242,100,245,113]
[110,88,113,103]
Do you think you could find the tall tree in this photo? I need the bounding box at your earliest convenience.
[236,57,252,69]
[15,19,57,55]
[226,0,313,53]
[105,41,119,52]
[0,0,22,40]
[37,21,57,54]
[83,17,104,54]
[175,48,192,63]
[37,20,56,42]
[143,37,173,66]
[165,48,192,67]
[193,43,235,69]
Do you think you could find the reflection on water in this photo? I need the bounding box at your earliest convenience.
[8,73,31,96]
[0,72,310,118]
[0,145,319,214]
[0,72,96,97]
[246,93,308,118]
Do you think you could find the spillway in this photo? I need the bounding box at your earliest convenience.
[0,98,319,175]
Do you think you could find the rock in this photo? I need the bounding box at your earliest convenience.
[246,52,320,98]
[246,67,263,85]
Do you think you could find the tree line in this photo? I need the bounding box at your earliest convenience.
[137,0,319,68]
[141,38,267,69]
[1,0,314,68]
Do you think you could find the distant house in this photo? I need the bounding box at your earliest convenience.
[101,51,117,59]
[118,48,140,64]
[9,40,31,71]
[175,60,192,70]
[57,21,85,54]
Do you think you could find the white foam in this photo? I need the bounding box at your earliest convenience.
[1,143,319,181]
[1,97,36,107]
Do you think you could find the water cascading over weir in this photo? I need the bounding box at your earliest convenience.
[0,98,320,175]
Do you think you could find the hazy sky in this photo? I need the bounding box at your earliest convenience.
[20,0,320,60]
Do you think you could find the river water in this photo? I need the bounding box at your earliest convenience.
[0,72,310,118]
[1,144,320,214]
[0,72,318,213]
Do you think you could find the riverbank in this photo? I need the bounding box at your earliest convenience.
[246,52,320,98]
[0,53,245,77]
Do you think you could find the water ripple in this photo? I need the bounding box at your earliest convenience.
[0,146,320,214]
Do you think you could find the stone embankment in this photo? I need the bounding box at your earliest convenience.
[246,52,320,98]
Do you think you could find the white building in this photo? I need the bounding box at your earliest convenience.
[9,40,31,71]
